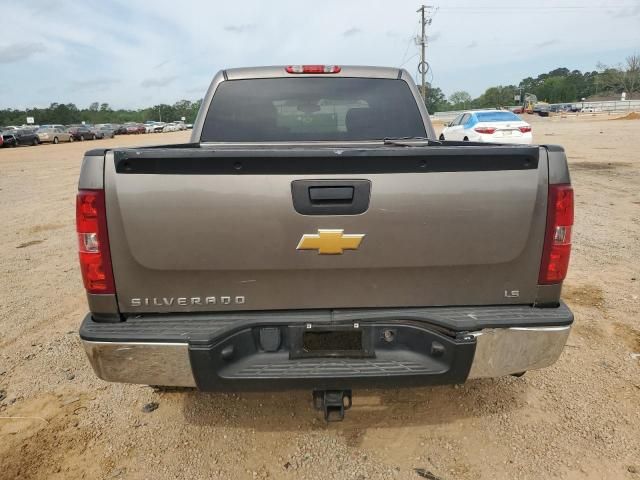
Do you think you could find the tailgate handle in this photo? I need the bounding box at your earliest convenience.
[292,179,371,216]
[309,186,354,203]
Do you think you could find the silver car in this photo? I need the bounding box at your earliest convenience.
[97,126,116,138]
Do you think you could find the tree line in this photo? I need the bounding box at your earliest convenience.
[424,54,640,112]
[0,99,202,127]
[1,54,639,124]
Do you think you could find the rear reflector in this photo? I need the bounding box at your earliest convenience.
[474,126,496,134]
[519,126,532,133]
[285,65,341,74]
[76,190,115,294]
[539,184,574,284]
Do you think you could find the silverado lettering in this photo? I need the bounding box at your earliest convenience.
[130,296,245,307]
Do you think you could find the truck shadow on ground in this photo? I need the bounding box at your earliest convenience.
[177,376,528,439]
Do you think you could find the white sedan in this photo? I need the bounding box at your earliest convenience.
[440,110,532,144]
[162,123,180,133]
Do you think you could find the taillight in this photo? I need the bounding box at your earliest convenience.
[474,126,496,134]
[519,126,532,133]
[285,65,341,74]
[539,184,574,284]
[76,190,115,294]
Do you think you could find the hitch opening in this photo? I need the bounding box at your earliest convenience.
[313,389,352,422]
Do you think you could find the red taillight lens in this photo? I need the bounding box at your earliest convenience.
[539,184,574,284]
[519,126,532,133]
[76,190,115,294]
[285,65,341,74]
[474,126,496,134]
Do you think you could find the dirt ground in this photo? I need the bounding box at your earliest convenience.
[1,116,639,480]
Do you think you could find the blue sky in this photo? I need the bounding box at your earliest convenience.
[1,0,639,109]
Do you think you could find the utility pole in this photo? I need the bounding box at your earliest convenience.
[416,5,436,100]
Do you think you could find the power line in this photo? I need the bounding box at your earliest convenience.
[416,5,437,100]
[436,2,639,9]
[398,23,419,67]
[437,5,638,12]
[400,53,419,68]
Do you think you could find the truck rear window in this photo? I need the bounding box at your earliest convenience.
[200,78,426,142]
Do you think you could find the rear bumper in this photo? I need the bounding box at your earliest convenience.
[80,304,573,390]
[467,325,570,378]
[475,134,533,145]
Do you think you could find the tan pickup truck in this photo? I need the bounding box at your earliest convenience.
[77,65,574,420]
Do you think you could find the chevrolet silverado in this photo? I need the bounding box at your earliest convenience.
[78,65,574,420]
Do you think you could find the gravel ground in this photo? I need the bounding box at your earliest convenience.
[0,116,639,480]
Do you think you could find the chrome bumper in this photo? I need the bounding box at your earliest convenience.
[467,325,571,378]
[82,341,196,387]
[81,325,571,387]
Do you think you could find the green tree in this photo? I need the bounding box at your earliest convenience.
[448,91,471,109]
[474,85,518,108]
[421,83,450,113]
[597,54,640,99]
[517,67,603,103]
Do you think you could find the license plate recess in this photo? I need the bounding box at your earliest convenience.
[289,325,375,359]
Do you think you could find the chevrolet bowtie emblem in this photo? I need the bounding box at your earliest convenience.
[296,229,365,255]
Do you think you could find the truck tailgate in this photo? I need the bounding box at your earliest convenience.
[104,145,548,313]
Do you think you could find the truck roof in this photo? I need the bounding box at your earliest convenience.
[225,65,404,80]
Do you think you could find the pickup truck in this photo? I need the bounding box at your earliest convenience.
[78,65,574,420]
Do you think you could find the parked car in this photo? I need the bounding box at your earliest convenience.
[533,103,550,117]
[77,65,573,421]
[144,121,166,133]
[10,128,40,146]
[97,125,116,138]
[87,126,106,140]
[36,127,73,144]
[1,131,18,147]
[0,134,3,147]
[143,121,166,133]
[162,122,179,132]
[67,126,96,141]
[440,110,532,144]
[113,124,127,135]
[125,124,138,134]
[510,106,524,114]
[124,123,145,134]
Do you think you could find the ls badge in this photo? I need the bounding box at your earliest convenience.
[297,229,365,255]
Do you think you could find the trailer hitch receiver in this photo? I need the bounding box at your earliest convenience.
[313,389,352,422]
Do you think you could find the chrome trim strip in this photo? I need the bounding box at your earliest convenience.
[82,341,196,387]
[467,325,571,379]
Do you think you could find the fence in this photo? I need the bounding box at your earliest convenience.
[430,100,640,123]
